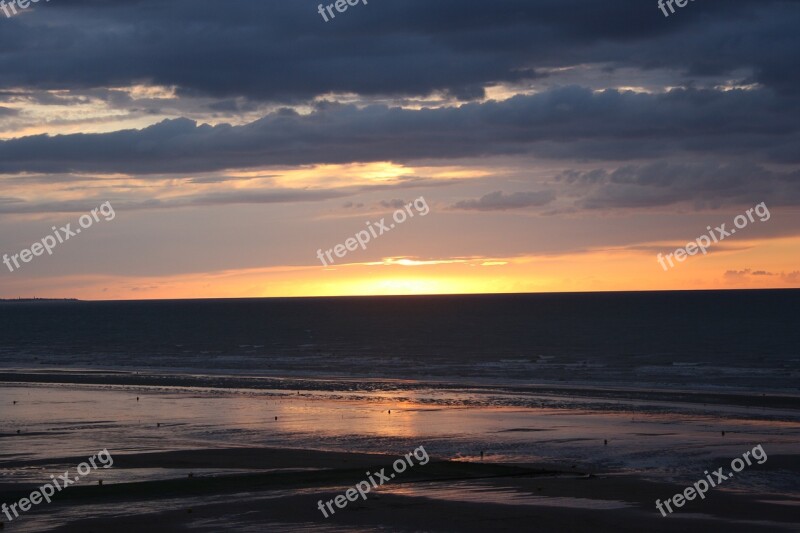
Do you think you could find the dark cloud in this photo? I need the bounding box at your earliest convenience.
[452,190,556,211]
[0,1,797,101]
[0,0,798,218]
[2,87,798,176]
[568,161,800,209]
[207,99,262,113]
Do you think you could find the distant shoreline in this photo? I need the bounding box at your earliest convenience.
[8,286,797,305]
[0,298,79,302]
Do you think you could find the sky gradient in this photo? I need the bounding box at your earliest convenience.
[1,0,799,299]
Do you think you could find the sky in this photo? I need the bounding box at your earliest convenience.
[1,0,799,300]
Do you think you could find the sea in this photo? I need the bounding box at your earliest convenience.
[1,290,798,393]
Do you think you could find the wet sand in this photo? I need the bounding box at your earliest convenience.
[1,447,798,532]
[1,379,799,532]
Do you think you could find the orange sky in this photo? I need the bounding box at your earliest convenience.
[4,234,798,300]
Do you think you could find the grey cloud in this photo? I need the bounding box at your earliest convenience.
[452,190,556,211]
[571,161,800,209]
[0,1,797,101]
[379,199,407,209]
[2,87,798,176]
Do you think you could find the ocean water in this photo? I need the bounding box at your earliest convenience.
[0,290,798,393]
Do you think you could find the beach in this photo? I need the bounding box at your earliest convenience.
[1,371,798,531]
[3,444,797,532]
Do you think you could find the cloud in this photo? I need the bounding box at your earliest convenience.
[0,188,351,215]
[379,199,407,209]
[564,161,800,209]
[0,1,797,102]
[452,190,556,211]
[724,268,755,280]
[724,269,800,283]
[2,86,798,176]
[783,271,800,283]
